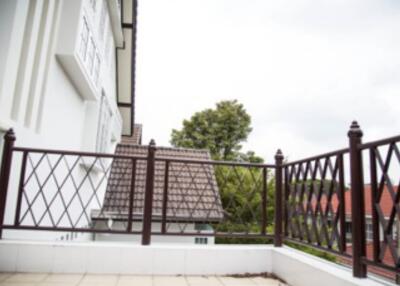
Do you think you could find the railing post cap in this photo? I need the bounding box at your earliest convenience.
[348,121,363,138]
[149,139,156,146]
[4,128,16,141]
[275,149,284,161]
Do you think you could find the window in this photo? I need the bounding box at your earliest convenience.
[79,17,89,61]
[195,237,208,245]
[79,15,101,86]
[345,222,352,234]
[345,221,352,241]
[366,222,373,241]
[96,93,113,153]
[195,223,212,231]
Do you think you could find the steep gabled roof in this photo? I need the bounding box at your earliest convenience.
[99,144,224,222]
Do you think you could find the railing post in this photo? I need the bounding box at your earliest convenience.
[142,139,156,245]
[274,149,284,247]
[127,158,137,233]
[368,148,380,263]
[348,121,367,278]
[161,160,169,234]
[337,154,347,253]
[283,166,289,237]
[0,129,16,239]
[261,167,267,235]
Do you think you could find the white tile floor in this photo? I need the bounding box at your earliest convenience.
[0,273,286,286]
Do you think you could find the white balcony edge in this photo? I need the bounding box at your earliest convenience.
[272,246,392,286]
[0,240,395,286]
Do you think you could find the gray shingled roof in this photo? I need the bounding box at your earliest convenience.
[121,124,142,145]
[98,144,224,222]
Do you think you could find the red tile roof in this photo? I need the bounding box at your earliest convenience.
[319,185,397,218]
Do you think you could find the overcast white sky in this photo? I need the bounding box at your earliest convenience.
[135,0,400,163]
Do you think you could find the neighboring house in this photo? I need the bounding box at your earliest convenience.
[92,144,224,244]
[327,185,399,243]
[324,185,399,280]
[304,183,396,244]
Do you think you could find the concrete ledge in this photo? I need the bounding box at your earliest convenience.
[0,240,394,286]
[272,246,393,286]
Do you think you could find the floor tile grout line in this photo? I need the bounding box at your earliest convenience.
[75,272,85,286]
[216,276,225,286]
[76,272,87,286]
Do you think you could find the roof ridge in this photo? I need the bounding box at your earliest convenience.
[117,143,210,154]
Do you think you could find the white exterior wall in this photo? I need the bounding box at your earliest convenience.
[94,222,216,245]
[0,0,124,241]
[0,0,123,151]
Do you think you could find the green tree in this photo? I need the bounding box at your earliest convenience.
[171,100,252,160]
[170,100,339,260]
[171,100,272,244]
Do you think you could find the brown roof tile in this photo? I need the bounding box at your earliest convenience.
[121,124,142,145]
[100,144,224,222]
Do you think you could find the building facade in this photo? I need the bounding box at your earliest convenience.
[0,0,136,154]
[0,0,218,244]
[0,0,137,241]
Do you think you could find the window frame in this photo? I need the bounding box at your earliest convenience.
[96,92,113,153]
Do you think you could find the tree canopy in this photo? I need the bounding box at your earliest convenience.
[170,100,252,160]
[170,100,271,243]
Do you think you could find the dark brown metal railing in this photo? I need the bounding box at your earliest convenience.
[282,147,348,256]
[0,134,148,236]
[0,129,276,244]
[357,128,400,277]
[282,121,400,279]
[1,122,400,280]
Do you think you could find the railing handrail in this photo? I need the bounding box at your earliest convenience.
[12,146,277,168]
[155,156,276,168]
[15,133,399,167]
[283,134,400,167]
[12,146,148,161]
[357,134,400,150]
[283,147,349,167]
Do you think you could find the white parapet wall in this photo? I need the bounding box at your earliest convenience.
[0,241,272,275]
[0,240,394,286]
[271,247,392,286]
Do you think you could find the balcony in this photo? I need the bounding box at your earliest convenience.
[0,122,399,286]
